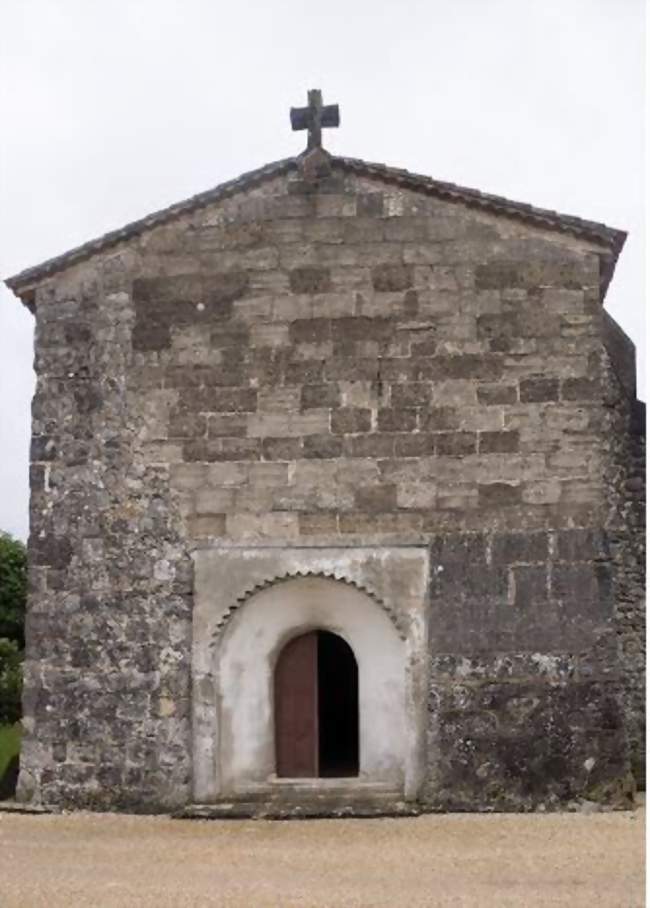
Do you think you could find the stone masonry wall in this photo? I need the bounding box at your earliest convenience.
[602,316,646,786]
[20,161,633,810]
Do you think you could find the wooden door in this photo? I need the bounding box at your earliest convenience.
[274,631,318,777]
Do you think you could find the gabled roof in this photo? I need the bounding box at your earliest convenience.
[5,154,626,307]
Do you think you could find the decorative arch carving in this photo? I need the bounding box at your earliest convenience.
[210,570,407,644]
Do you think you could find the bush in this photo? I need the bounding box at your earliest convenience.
[0,723,21,799]
[0,639,23,726]
[0,533,25,795]
[0,534,27,648]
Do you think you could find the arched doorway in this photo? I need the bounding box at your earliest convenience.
[193,568,425,802]
[274,630,359,778]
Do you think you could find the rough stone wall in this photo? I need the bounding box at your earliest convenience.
[22,273,192,811]
[602,315,646,786]
[20,162,634,810]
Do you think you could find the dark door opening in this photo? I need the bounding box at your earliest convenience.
[274,630,359,778]
[318,631,359,777]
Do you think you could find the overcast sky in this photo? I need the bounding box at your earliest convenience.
[0,0,645,541]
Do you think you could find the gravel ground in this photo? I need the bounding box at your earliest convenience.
[0,801,644,908]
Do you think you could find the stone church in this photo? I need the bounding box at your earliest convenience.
[6,92,645,815]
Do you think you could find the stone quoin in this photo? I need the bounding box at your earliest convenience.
[5,89,645,816]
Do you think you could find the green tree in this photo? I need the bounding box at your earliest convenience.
[0,638,22,725]
[0,533,27,648]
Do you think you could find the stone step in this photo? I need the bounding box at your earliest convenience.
[175,796,421,821]
[0,800,52,815]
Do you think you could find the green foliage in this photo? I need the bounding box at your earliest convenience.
[0,534,25,781]
[0,533,27,648]
[0,638,23,725]
[0,722,21,781]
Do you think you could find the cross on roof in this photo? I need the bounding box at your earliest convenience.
[290,89,340,151]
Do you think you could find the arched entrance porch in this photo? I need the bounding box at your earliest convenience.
[190,546,431,812]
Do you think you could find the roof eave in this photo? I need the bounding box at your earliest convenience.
[5,157,298,305]
[336,156,627,254]
[5,154,627,305]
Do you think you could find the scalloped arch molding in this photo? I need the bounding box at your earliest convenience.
[211,569,406,641]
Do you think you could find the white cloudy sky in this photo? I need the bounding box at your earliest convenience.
[0,0,645,541]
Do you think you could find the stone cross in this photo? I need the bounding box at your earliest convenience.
[290,89,340,150]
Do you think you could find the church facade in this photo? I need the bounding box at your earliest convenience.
[7,94,645,815]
